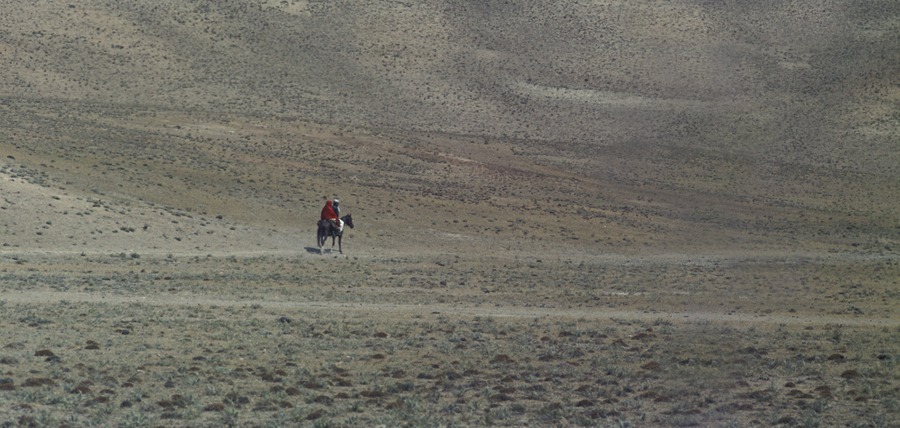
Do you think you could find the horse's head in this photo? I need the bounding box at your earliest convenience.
[342,214,354,229]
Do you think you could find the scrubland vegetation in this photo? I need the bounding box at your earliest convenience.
[1,0,897,426]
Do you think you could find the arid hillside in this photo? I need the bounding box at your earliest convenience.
[0,0,897,256]
[1,2,898,427]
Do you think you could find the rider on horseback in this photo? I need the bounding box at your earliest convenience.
[317,197,353,254]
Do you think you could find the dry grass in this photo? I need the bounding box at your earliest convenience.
[1,254,897,427]
[1,0,898,426]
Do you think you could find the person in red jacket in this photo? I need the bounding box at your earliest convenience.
[321,199,340,230]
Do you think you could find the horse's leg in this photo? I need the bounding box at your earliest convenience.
[329,225,334,251]
[338,235,342,254]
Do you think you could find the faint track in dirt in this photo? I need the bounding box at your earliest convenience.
[2,289,895,328]
[3,250,895,328]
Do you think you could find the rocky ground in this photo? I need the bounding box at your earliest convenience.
[1,0,898,426]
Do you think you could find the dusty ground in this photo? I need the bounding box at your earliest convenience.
[1,0,898,427]
[0,247,896,427]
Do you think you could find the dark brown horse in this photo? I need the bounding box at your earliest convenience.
[317,214,354,254]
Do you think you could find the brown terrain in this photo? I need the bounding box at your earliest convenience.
[1,0,898,426]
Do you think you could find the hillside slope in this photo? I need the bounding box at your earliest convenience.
[1,0,897,256]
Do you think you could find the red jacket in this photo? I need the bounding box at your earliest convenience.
[321,200,338,220]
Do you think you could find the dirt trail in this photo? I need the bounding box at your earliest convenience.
[3,249,897,330]
[2,288,895,328]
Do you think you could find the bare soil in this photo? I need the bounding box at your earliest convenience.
[1,1,898,427]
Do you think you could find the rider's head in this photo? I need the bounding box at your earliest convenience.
[333,198,340,206]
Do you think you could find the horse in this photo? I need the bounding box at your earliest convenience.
[317,214,354,254]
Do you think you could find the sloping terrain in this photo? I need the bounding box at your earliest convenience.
[1,0,897,255]
[0,0,897,426]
